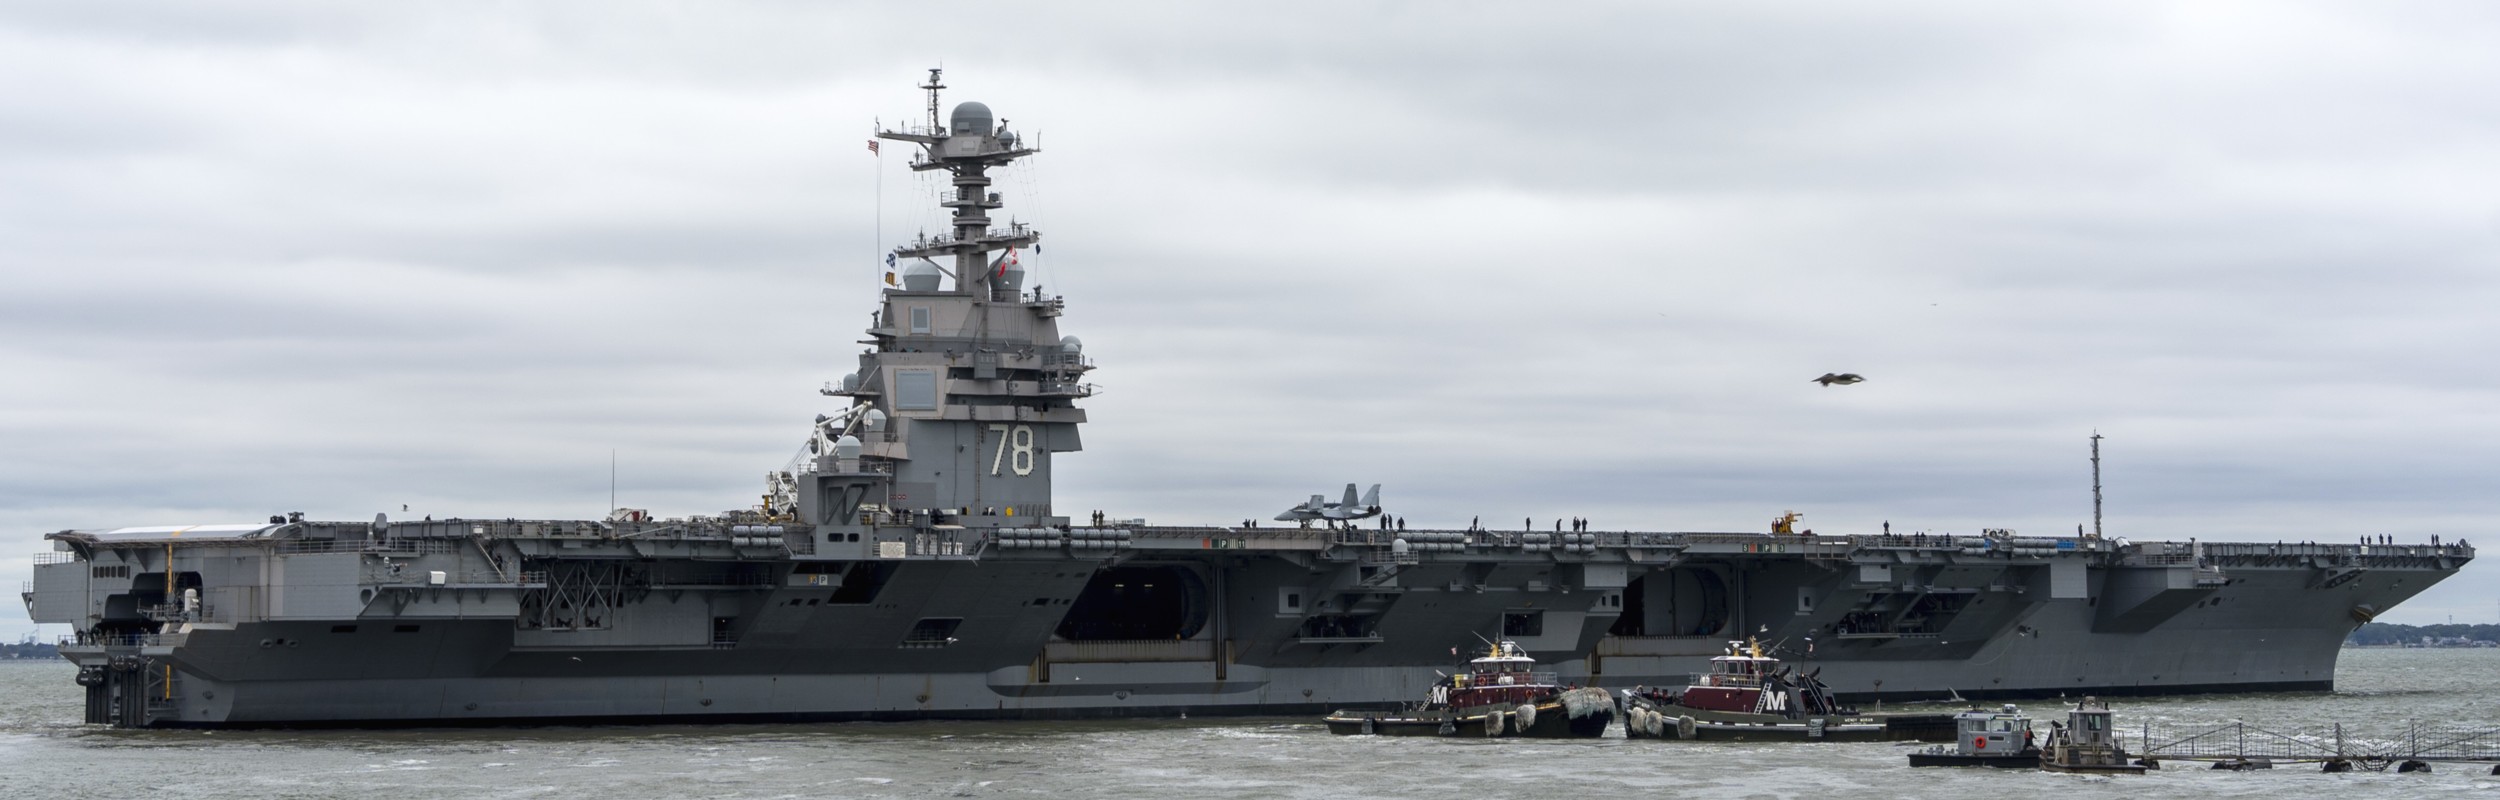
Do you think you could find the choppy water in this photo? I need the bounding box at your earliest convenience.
[3,649,2497,799]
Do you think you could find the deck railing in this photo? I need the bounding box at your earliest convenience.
[279,539,457,555]
[59,632,187,648]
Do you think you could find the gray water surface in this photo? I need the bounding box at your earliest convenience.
[3,649,2495,799]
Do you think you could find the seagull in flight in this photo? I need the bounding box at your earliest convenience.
[1813,373,1865,386]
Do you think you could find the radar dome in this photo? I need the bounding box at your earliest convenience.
[1060,335,1083,353]
[949,102,993,136]
[902,261,942,291]
[840,372,860,392]
[833,435,863,460]
[862,408,887,431]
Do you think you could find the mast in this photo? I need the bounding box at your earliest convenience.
[2090,431,2104,539]
[877,69,1041,297]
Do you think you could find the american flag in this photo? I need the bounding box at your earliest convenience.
[867,139,879,154]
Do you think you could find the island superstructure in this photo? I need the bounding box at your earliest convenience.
[23,75,2472,727]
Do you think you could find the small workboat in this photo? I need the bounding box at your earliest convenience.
[2038,697,2146,774]
[1909,704,2042,767]
[1621,638,1936,742]
[1324,640,1614,738]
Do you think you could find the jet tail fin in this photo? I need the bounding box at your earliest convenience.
[1341,483,1359,508]
[1360,484,1380,508]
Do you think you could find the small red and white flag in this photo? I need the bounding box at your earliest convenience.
[867,139,879,154]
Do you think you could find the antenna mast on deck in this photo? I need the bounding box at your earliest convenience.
[920,68,945,131]
[2090,431,2104,539]
[877,71,1042,297]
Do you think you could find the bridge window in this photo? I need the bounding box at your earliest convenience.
[895,369,938,410]
[909,306,932,334]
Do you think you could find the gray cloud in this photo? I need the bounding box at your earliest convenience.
[5,2,2499,638]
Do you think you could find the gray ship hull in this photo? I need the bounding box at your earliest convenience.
[36,525,2456,728]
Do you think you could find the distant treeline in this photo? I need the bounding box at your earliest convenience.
[2347,622,2500,646]
[0,641,60,659]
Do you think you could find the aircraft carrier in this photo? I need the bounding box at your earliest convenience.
[23,74,2473,727]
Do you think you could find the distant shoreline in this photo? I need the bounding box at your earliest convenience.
[2347,621,2500,648]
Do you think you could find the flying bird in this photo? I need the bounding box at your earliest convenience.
[1812,373,1865,386]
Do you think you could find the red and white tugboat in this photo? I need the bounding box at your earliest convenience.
[1324,640,1614,738]
[1622,639,1924,742]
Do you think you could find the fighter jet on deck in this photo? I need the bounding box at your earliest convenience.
[1276,483,1382,523]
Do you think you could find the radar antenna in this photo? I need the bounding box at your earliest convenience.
[876,72,1042,296]
[920,67,945,131]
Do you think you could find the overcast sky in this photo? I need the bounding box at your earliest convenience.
[4,2,2497,639]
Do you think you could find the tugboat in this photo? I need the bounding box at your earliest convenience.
[2038,697,2147,774]
[1621,639,1945,742]
[1908,704,2042,767]
[1324,641,1614,738]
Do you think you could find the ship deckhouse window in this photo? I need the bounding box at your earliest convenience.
[909,306,932,334]
[896,369,938,410]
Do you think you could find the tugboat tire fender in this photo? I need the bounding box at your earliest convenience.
[1677,715,1698,740]
[1514,703,1537,733]
[1485,711,1505,737]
